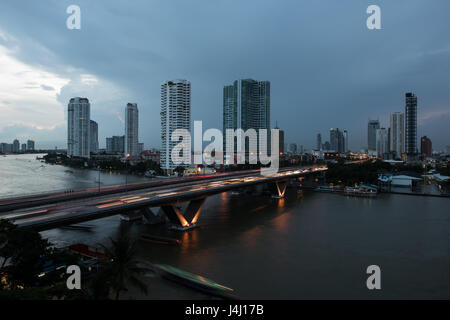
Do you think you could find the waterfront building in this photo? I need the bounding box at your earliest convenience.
[289,143,297,154]
[275,123,284,155]
[27,140,35,151]
[343,130,348,153]
[316,133,322,151]
[376,128,389,159]
[223,79,271,161]
[330,128,345,153]
[106,135,125,154]
[125,103,139,157]
[12,139,20,153]
[68,97,91,158]
[405,93,418,159]
[138,142,144,154]
[390,112,405,159]
[420,136,432,158]
[21,143,27,152]
[368,119,380,152]
[89,120,99,154]
[161,79,191,172]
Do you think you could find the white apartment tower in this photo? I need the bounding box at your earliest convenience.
[390,112,405,159]
[376,128,389,158]
[68,97,90,158]
[125,103,139,157]
[160,79,191,172]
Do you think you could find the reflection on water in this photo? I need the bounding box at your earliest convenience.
[0,154,150,198]
[3,154,450,299]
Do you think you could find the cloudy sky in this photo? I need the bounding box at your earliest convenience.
[0,0,449,151]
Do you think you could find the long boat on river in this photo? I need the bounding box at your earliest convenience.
[153,264,240,300]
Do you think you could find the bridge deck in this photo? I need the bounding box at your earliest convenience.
[2,166,326,231]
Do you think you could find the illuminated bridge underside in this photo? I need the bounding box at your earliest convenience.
[3,167,327,231]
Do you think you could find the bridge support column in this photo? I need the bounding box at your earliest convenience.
[160,198,206,230]
[270,181,288,199]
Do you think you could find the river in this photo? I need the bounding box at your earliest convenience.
[1,154,450,299]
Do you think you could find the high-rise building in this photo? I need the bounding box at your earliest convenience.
[223,79,271,160]
[420,136,432,158]
[330,128,345,153]
[21,143,27,152]
[376,128,389,158]
[125,103,139,157]
[316,133,322,151]
[27,140,35,151]
[106,136,125,154]
[12,139,20,153]
[322,141,331,151]
[368,119,380,151]
[289,143,297,154]
[161,79,191,172]
[343,130,348,153]
[89,120,99,154]
[390,112,405,159]
[275,123,284,155]
[405,93,418,158]
[68,97,90,158]
[137,143,144,154]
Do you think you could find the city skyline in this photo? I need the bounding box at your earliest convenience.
[0,1,449,151]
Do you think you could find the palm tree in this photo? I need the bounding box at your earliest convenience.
[100,225,148,300]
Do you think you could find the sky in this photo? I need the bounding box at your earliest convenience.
[0,0,449,151]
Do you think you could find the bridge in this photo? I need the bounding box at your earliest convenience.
[0,166,327,231]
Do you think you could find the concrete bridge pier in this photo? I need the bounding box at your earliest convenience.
[160,197,206,231]
[269,180,288,199]
[142,207,166,225]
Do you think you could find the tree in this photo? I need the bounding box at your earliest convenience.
[174,166,185,176]
[100,226,148,300]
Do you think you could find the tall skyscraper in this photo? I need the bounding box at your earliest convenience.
[89,120,99,154]
[405,93,418,158]
[368,119,380,151]
[68,97,90,158]
[27,140,35,151]
[420,136,432,158]
[125,103,139,157]
[275,123,284,155]
[343,130,348,153]
[161,79,191,172]
[390,112,405,159]
[289,143,297,154]
[12,139,20,153]
[376,128,389,158]
[316,133,322,151]
[106,136,125,154]
[223,79,271,159]
[330,128,345,153]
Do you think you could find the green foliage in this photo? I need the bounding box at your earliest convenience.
[99,225,148,300]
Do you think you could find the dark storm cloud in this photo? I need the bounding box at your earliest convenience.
[0,0,449,150]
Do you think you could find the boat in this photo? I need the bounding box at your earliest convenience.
[68,243,109,260]
[140,234,181,245]
[153,264,240,300]
[315,185,343,193]
[60,224,94,231]
[344,185,377,197]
